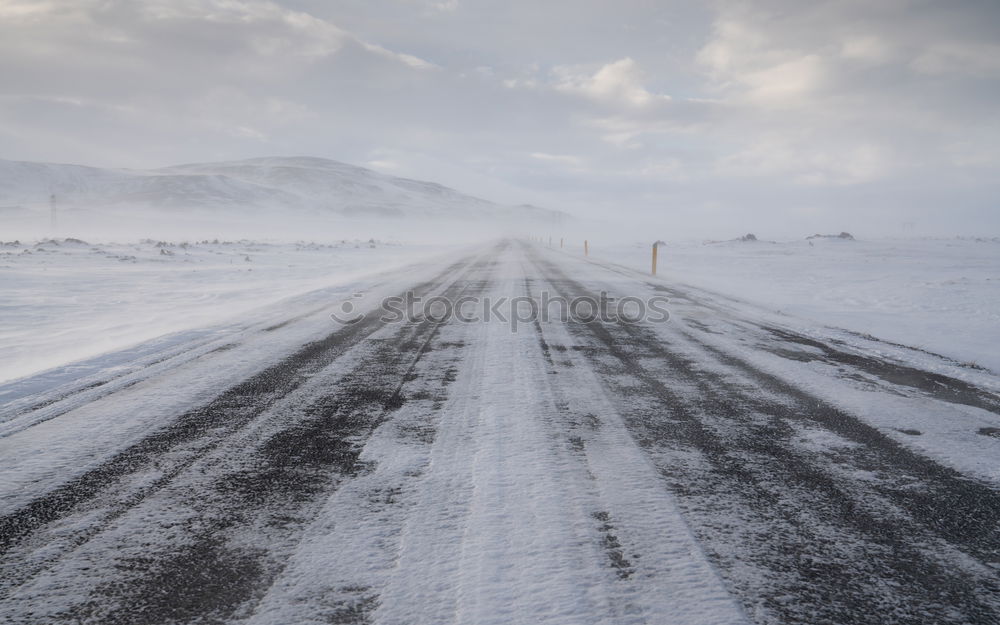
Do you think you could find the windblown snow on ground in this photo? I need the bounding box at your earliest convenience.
[5,235,999,388]
[589,237,1000,373]
[0,237,450,385]
[1,240,998,624]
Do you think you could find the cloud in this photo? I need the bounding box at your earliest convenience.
[553,58,670,109]
[840,35,894,64]
[0,0,434,74]
[697,16,768,77]
[0,0,438,156]
[1,0,999,235]
[697,14,828,108]
[395,0,460,13]
[529,152,583,167]
[912,42,1000,77]
[0,0,63,20]
[360,41,440,70]
[718,139,893,186]
[584,109,709,149]
[687,0,1000,190]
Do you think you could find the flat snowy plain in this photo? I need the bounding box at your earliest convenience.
[593,236,1000,373]
[0,237,999,624]
[0,238,449,385]
[4,235,998,386]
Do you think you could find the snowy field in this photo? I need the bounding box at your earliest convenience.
[1,240,998,624]
[0,237,449,384]
[586,236,1000,373]
[3,234,999,387]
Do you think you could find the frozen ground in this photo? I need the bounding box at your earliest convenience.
[588,236,1000,373]
[1,240,998,625]
[0,237,450,384]
[12,234,996,388]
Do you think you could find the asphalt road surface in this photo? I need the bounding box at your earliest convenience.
[1,240,998,625]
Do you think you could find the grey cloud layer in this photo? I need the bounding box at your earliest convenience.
[1,0,998,235]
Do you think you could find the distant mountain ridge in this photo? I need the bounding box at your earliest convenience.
[0,156,569,222]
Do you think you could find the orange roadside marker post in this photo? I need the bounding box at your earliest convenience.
[651,240,665,276]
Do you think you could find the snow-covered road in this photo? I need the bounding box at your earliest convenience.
[1,240,999,624]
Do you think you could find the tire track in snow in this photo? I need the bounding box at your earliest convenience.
[527,244,1000,625]
[3,239,997,625]
[243,255,500,625]
[518,265,749,624]
[367,253,622,625]
[70,295,466,624]
[565,253,1000,418]
[247,246,746,625]
[0,254,490,621]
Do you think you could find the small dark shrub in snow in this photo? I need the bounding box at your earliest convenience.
[807,232,854,240]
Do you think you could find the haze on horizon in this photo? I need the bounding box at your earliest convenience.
[1,0,999,238]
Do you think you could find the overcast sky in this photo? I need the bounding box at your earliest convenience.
[2,0,999,236]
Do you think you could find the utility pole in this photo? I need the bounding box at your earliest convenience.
[50,193,57,233]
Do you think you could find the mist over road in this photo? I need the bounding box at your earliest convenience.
[1,240,998,625]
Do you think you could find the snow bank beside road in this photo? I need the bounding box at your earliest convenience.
[0,238,449,384]
[587,237,1000,373]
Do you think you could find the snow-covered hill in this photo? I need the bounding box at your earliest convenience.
[0,156,568,221]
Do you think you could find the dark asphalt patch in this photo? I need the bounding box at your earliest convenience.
[763,326,1000,417]
[80,531,266,625]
